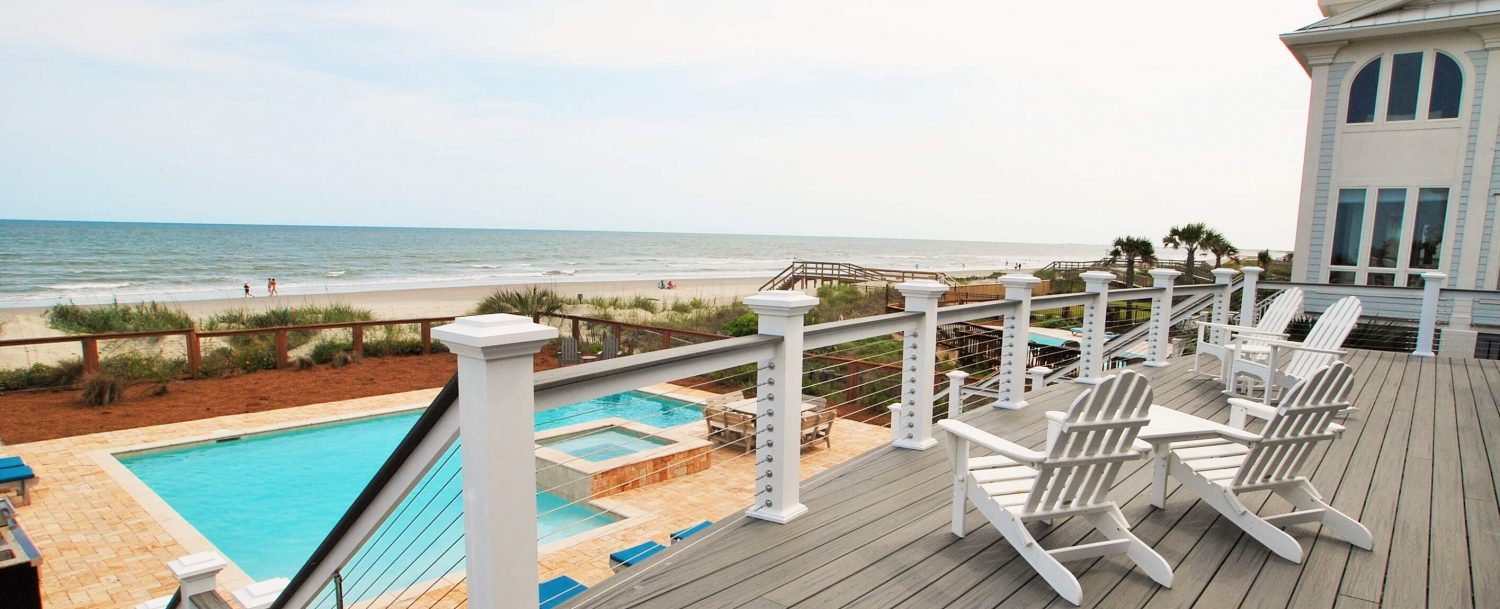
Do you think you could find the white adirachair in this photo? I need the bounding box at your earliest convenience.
[1147,361,1372,563]
[1193,288,1304,380]
[1223,295,1361,409]
[937,371,1172,606]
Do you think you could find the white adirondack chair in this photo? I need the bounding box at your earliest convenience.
[1223,295,1361,406]
[937,371,1172,605]
[1146,361,1372,563]
[1193,288,1304,380]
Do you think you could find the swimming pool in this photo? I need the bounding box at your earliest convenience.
[119,390,696,584]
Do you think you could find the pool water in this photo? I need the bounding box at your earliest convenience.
[119,390,695,584]
[539,428,671,462]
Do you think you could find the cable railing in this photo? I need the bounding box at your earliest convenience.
[253,265,1475,609]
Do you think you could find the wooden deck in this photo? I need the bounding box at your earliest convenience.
[566,350,1500,609]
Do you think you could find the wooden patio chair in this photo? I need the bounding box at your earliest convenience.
[800,409,835,449]
[1223,295,1360,408]
[701,392,744,442]
[937,370,1172,605]
[1147,361,1372,563]
[601,333,621,360]
[558,336,580,366]
[1193,288,1303,380]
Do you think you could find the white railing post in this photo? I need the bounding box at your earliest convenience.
[1078,271,1114,383]
[1414,272,1447,358]
[430,314,557,609]
[1145,269,1181,368]
[945,370,968,420]
[1210,268,1239,345]
[996,274,1042,409]
[744,290,818,523]
[894,280,948,450]
[1027,366,1052,394]
[1238,266,1263,327]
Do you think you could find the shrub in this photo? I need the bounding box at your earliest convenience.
[48,301,192,334]
[310,340,353,364]
[721,313,760,337]
[203,304,374,350]
[0,359,85,391]
[80,375,126,406]
[292,356,316,371]
[100,352,184,381]
[472,287,565,319]
[331,352,355,368]
[670,301,694,314]
[626,296,659,313]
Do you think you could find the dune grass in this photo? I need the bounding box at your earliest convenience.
[47,301,193,334]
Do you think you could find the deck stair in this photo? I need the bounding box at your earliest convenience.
[760,261,953,291]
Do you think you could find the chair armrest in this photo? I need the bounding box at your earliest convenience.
[1197,321,1287,337]
[1258,338,1346,356]
[1228,397,1276,422]
[938,420,1045,465]
[1216,425,1263,444]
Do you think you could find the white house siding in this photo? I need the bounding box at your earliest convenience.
[1306,61,1355,283]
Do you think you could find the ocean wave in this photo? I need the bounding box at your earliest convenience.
[543,269,577,276]
[39,282,132,290]
[325,270,347,277]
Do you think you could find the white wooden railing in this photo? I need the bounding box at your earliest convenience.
[263,266,1477,609]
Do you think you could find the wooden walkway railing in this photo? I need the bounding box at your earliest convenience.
[760,261,953,291]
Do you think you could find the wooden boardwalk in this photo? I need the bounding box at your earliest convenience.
[567,350,1500,609]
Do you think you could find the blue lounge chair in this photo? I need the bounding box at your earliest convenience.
[539,575,586,609]
[670,521,711,543]
[608,541,665,571]
[0,458,36,506]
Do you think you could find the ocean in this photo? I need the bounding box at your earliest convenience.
[0,220,1109,307]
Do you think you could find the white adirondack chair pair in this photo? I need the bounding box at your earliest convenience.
[1223,296,1362,409]
[1193,288,1304,380]
[937,371,1172,605]
[1145,361,1373,563]
[938,363,1372,604]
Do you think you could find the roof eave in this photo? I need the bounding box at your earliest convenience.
[1281,11,1500,71]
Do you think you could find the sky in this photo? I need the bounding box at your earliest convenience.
[0,1,1327,250]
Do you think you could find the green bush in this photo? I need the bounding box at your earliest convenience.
[99,352,185,382]
[670,301,694,314]
[626,296,659,313]
[721,313,760,337]
[203,304,374,350]
[310,340,353,364]
[48,301,192,334]
[472,287,565,319]
[0,359,86,391]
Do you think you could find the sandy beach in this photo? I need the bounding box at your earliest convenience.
[0,276,775,369]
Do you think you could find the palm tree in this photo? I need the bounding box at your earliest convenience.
[1257,249,1273,268]
[1108,236,1156,288]
[1163,223,1212,284]
[1204,230,1239,269]
[472,286,566,322]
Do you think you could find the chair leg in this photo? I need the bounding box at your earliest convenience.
[977,499,1083,605]
[1169,460,1304,563]
[1280,481,1372,550]
[1151,452,1170,509]
[1084,508,1173,588]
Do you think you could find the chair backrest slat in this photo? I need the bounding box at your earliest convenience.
[1232,361,1355,489]
[1285,297,1361,380]
[1243,288,1304,347]
[1025,370,1153,513]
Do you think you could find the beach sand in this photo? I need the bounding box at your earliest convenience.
[0,276,774,368]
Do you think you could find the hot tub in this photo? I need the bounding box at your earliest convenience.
[535,418,713,501]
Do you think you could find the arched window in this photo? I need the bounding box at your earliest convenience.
[1429,52,1463,119]
[1347,58,1381,123]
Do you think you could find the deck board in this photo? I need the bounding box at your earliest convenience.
[569,350,1499,609]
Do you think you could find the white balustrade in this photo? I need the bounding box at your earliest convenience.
[945,370,968,420]
[431,314,557,609]
[1211,268,1239,345]
[744,291,818,523]
[1145,269,1181,367]
[1077,271,1114,383]
[996,274,1042,409]
[1239,266,1263,326]
[1027,366,1052,394]
[1414,272,1447,357]
[895,280,948,449]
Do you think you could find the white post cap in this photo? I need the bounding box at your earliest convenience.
[997,273,1042,288]
[1080,271,1115,288]
[946,369,970,379]
[430,314,557,358]
[1028,366,1053,375]
[1240,266,1264,275]
[1212,268,1239,282]
[1421,272,1448,283]
[1148,269,1183,279]
[166,552,227,580]
[744,290,819,315]
[895,279,950,298]
[232,578,290,609]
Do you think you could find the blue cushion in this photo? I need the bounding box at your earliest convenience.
[0,457,22,470]
[539,575,586,609]
[608,541,665,566]
[0,465,34,484]
[669,521,711,542]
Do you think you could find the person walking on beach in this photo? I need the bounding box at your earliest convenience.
[243,282,252,298]
[268,277,278,296]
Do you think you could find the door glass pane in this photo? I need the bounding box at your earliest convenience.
[1368,188,1405,268]
[1388,52,1424,121]
[1367,272,1395,286]
[1409,187,1448,269]
[1330,270,1356,284]
[1332,189,1366,266]
[1348,59,1381,123]
[1407,274,1424,287]
[1429,53,1463,119]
